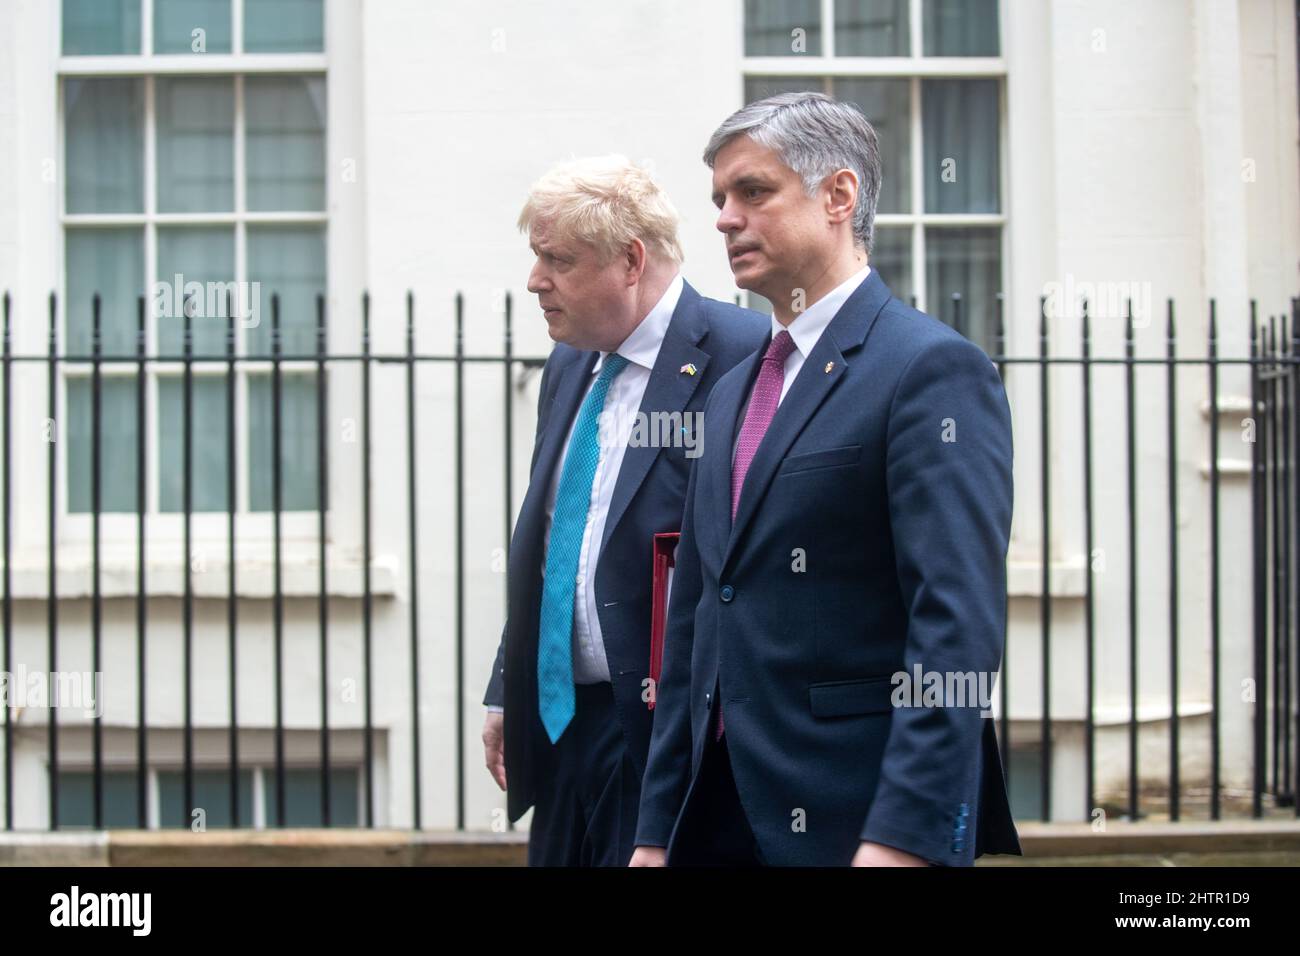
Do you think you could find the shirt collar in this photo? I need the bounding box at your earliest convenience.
[771,263,872,358]
[594,271,683,374]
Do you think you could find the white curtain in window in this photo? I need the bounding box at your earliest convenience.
[66,79,143,214]
[923,0,999,56]
[835,0,909,56]
[62,0,141,55]
[744,0,822,56]
[67,376,140,513]
[922,79,999,214]
[246,225,325,356]
[872,226,913,304]
[156,77,235,213]
[66,227,144,356]
[153,0,231,53]
[926,226,1001,350]
[246,76,327,212]
[835,77,910,214]
[156,226,236,356]
[244,0,324,53]
[158,376,231,512]
[248,372,320,512]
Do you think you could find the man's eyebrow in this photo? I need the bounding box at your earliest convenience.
[713,173,772,205]
[534,242,572,260]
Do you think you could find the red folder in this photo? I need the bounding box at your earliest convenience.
[648,532,681,711]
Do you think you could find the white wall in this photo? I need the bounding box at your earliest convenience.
[1002,0,1298,818]
[0,0,1296,830]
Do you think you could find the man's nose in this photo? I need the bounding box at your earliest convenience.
[527,262,550,294]
[715,198,743,234]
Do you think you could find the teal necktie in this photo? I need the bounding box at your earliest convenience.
[538,353,630,743]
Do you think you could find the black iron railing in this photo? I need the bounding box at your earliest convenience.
[0,288,1297,830]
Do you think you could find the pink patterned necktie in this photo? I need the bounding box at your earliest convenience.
[716,329,797,740]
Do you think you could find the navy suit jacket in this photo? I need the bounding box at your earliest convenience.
[635,269,1022,866]
[483,280,768,823]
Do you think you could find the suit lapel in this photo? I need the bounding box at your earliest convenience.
[515,348,596,537]
[598,282,711,559]
[722,270,894,571]
[722,336,846,568]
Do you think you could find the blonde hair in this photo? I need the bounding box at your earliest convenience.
[517,155,684,266]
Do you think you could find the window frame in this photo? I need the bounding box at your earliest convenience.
[742,0,1009,329]
[57,0,329,548]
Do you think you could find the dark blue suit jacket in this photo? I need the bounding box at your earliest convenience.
[483,280,767,823]
[635,269,1022,865]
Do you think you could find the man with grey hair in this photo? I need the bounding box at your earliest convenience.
[631,92,1021,866]
[481,156,766,865]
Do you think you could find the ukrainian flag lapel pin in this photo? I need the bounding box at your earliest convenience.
[680,363,697,376]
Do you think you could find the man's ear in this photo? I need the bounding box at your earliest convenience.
[624,237,648,284]
[825,168,860,227]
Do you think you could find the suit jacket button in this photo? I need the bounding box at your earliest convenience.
[720,585,735,602]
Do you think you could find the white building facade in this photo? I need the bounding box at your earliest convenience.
[0,0,1297,832]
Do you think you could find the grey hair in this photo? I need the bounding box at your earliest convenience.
[703,91,882,253]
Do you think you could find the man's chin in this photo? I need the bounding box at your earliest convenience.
[546,324,590,350]
[729,267,769,297]
[543,316,568,344]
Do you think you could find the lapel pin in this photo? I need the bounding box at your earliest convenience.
[680,363,698,376]
[824,361,834,374]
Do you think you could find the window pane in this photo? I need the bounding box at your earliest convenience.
[158,769,255,828]
[156,77,234,213]
[923,0,999,56]
[68,375,140,513]
[835,0,909,56]
[153,0,231,53]
[55,771,141,827]
[159,375,231,513]
[66,227,143,357]
[249,372,321,512]
[833,78,909,214]
[62,0,141,55]
[925,227,1001,351]
[65,78,143,214]
[1007,746,1042,819]
[246,76,326,212]
[922,79,999,214]
[745,292,774,316]
[743,75,825,105]
[745,0,821,56]
[156,226,236,357]
[246,225,325,357]
[244,0,324,53]
[266,768,359,826]
[871,226,912,305]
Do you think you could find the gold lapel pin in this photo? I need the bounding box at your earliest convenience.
[680,363,698,376]
[824,361,834,374]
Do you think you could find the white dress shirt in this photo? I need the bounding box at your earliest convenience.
[728,264,873,474]
[538,272,685,686]
[770,263,871,406]
[486,276,683,713]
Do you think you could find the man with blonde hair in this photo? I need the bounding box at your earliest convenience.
[482,155,766,865]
